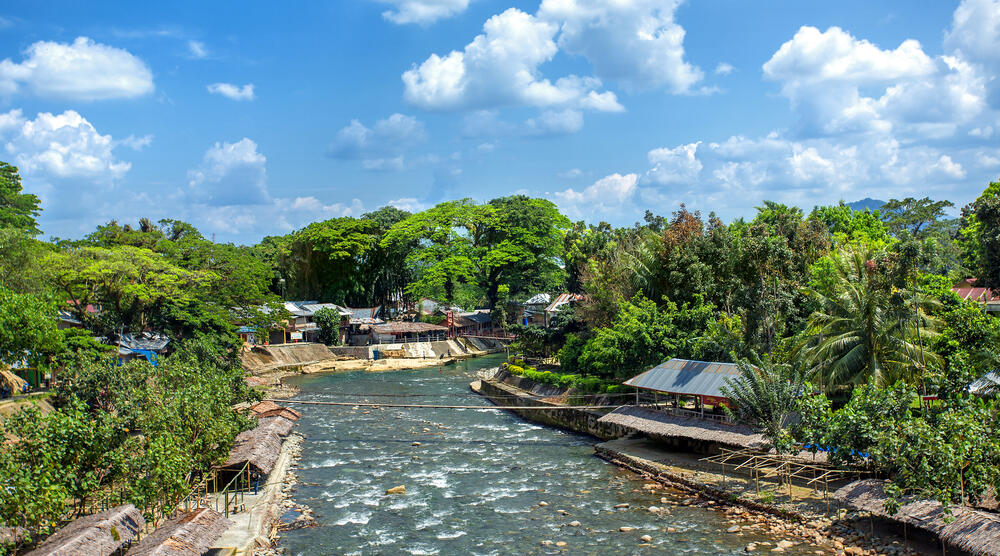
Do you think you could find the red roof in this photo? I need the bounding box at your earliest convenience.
[952,279,1000,302]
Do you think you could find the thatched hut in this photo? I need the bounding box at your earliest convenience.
[25,504,144,556]
[597,405,766,451]
[834,479,1000,556]
[219,425,282,477]
[126,508,230,556]
[257,415,296,438]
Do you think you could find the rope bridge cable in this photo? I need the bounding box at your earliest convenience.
[298,391,638,399]
[265,398,625,410]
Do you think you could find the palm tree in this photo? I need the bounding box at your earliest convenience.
[721,353,805,453]
[796,247,940,391]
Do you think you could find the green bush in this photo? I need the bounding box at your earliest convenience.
[504,362,621,394]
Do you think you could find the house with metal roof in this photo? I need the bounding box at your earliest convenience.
[952,278,1000,312]
[544,293,584,327]
[623,358,742,416]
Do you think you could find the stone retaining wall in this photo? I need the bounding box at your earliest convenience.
[476,377,629,440]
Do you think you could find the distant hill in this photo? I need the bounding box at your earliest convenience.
[847,198,886,212]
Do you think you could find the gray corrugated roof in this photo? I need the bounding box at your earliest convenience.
[524,293,551,306]
[301,303,353,317]
[623,358,741,399]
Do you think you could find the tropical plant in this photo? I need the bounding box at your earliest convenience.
[796,247,939,391]
[720,353,804,453]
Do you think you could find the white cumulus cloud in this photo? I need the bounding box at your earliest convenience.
[376,0,470,24]
[187,138,270,206]
[402,8,622,113]
[207,83,255,101]
[0,37,153,100]
[538,0,704,93]
[553,172,638,219]
[0,109,136,229]
[762,25,990,138]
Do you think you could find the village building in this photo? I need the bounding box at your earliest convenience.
[952,278,1000,312]
[452,310,493,335]
[117,333,171,366]
[521,293,550,326]
[370,321,449,344]
[544,293,584,327]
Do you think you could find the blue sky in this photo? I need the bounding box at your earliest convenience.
[1,0,998,244]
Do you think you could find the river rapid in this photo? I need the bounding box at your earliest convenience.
[278,355,814,555]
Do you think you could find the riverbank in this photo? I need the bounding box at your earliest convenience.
[474,371,933,556]
[210,429,305,555]
[277,355,838,554]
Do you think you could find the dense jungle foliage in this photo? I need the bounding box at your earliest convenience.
[2,156,1000,543]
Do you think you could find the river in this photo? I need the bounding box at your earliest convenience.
[278,355,814,555]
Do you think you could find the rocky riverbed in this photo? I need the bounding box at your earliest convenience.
[270,354,902,555]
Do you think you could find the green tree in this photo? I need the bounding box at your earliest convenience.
[959,180,1000,289]
[797,247,939,391]
[313,307,343,345]
[575,294,716,380]
[0,286,64,367]
[881,197,955,239]
[383,199,479,305]
[0,162,41,235]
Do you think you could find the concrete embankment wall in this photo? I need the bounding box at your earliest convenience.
[242,343,336,373]
[331,338,506,360]
[476,372,629,440]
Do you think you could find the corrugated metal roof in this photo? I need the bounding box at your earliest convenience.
[524,293,551,306]
[545,293,584,313]
[301,303,352,317]
[953,286,1000,302]
[622,358,742,399]
[457,310,491,324]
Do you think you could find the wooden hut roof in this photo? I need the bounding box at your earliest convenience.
[248,401,301,420]
[833,480,1000,556]
[218,424,282,475]
[26,504,144,556]
[126,508,230,556]
[597,406,765,450]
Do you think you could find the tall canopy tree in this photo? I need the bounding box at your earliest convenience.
[881,197,955,239]
[959,180,1000,290]
[0,162,41,236]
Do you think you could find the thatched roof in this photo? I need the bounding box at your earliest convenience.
[26,504,144,556]
[597,406,766,450]
[372,321,447,335]
[218,423,283,475]
[126,508,230,556]
[834,480,1000,556]
[258,415,296,437]
[248,401,301,421]
[0,369,28,391]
